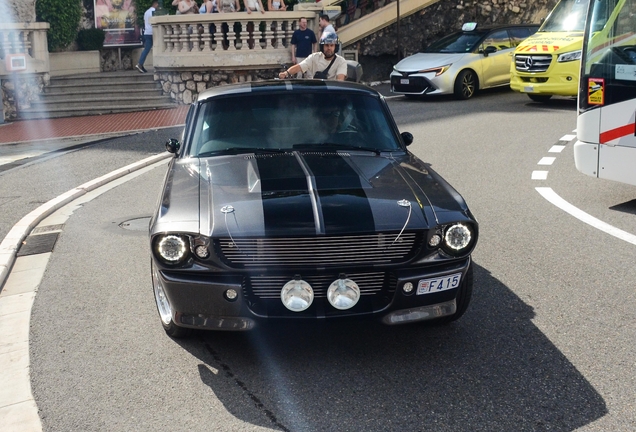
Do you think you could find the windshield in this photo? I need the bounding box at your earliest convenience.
[423,31,486,53]
[188,92,403,157]
[540,0,589,32]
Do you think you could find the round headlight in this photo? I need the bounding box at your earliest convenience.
[327,278,360,310]
[281,278,314,312]
[444,224,472,251]
[157,235,189,263]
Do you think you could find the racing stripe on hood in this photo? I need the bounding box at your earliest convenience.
[297,152,375,234]
[255,155,316,236]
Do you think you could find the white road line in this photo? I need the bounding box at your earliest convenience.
[549,145,566,153]
[536,187,636,246]
[560,134,576,141]
[0,153,171,431]
[532,171,549,180]
[538,157,556,165]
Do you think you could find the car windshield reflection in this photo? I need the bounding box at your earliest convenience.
[423,31,486,53]
[189,92,402,157]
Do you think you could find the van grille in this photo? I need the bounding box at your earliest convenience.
[515,54,552,72]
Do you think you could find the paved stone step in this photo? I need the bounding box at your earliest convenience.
[41,89,165,101]
[30,97,174,110]
[18,104,179,120]
[37,93,172,104]
[44,82,162,94]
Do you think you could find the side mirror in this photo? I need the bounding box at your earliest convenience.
[482,46,497,56]
[165,138,180,156]
[401,132,414,146]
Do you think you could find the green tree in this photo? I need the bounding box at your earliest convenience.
[36,0,82,52]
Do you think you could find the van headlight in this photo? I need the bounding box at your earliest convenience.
[557,50,581,62]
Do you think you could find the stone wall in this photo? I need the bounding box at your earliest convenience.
[2,73,49,121]
[157,69,281,104]
[355,0,559,82]
[0,0,36,23]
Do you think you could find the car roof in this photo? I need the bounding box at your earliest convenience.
[464,23,540,32]
[196,79,381,102]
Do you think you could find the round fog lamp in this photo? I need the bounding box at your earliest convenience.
[445,224,472,251]
[281,278,314,312]
[403,282,414,293]
[429,234,441,247]
[327,278,360,310]
[195,245,209,258]
[225,289,238,301]
[158,235,188,262]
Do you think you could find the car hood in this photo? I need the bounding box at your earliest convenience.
[166,151,468,238]
[515,31,583,53]
[394,53,466,73]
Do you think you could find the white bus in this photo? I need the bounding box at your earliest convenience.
[574,0,636,186]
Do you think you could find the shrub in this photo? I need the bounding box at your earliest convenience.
[36,0,82,52]
[77,28,106,51]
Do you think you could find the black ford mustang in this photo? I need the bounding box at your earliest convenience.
[150,80,478,337]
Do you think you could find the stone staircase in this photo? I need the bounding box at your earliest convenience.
[19,71,177,120]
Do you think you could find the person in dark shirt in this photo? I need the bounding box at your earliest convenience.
[290,17,317,77]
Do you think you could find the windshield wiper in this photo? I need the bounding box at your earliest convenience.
[293,143,382,155]
[198,147,291,157]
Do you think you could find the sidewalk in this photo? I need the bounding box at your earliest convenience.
[0,105,190,145]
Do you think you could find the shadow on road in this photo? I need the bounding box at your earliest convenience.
[177,263,607,431]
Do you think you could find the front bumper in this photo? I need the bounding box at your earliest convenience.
[390,72,454,96]
[153,258,472,330]
[510,66,579,97]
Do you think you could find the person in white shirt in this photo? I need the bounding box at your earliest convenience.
[279,33,347,81]
[135,0,158,73]
[318,13,336,40]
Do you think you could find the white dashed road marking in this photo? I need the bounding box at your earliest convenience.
[533,131,636,247]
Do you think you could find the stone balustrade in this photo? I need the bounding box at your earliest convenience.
[0,22,50,76]
[151,11,319,70]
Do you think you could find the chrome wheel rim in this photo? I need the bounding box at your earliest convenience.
[152,264,173,326]
[462,74,475,98]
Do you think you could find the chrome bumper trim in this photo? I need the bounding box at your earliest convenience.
[381,299,456,325]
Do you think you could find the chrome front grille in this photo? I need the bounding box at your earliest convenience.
[217,233,420,268]
[515,54,552,72]
[245,271,396,299]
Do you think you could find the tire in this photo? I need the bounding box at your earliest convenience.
[454,70,478,100]
[527,94,552,103]
[427,263,474,325]
[151,261,191,338]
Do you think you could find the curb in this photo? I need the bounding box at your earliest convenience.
[0,152,173,290]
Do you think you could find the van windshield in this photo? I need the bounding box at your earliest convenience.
[540,0,589,32]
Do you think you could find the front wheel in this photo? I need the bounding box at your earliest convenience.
[527,94,552,103]
[454,70,477,100]
[151,261,191,338]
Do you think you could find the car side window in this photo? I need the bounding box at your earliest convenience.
[482,30,512,52]
[508,27,536,47]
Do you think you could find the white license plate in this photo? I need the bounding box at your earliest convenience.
[400,78,410,85]
[524,86,535,92]
[417,273,462,295]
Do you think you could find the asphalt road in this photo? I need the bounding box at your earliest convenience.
[4,87,636,431]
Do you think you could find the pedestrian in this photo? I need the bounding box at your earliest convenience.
[218,0,238,12]
[290,17,317,77]
[174,0,199,14]
[245,0,265,13]
[268,0,286,10]
[318,13,336,41]
[279,33,347,81]
[136,0,158,73]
